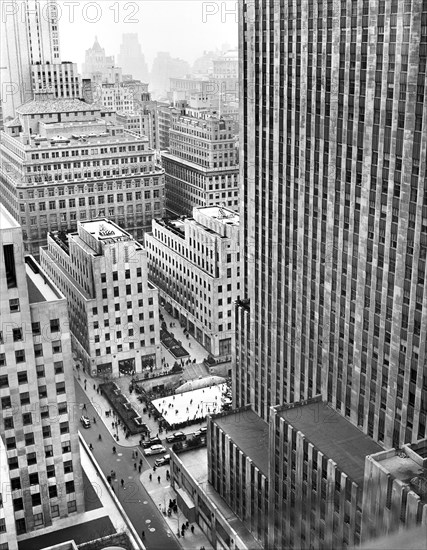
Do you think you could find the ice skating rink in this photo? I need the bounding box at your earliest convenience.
[152,383,227,425]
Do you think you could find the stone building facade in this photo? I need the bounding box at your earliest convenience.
[162,97,239,217]
[145,206,241,358]
[40,219,161,377]
[0,206,84,537]
[0,95,165,256]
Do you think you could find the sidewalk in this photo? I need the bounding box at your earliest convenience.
[141,465,213,550]
[75,367,208,446]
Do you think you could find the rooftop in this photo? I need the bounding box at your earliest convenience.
[372,441,427,503]
[197,206,239,226]
[25,256,62,303]
[177,448,263,550]
[17,98,99,115]
[0,206,20,229]
[213,408,269,474]
[277,400,383,486]
[80,219,131,242]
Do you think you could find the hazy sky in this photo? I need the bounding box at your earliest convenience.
[57,0,238,70]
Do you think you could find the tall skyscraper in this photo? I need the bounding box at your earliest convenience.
[0,205,85,537]
[117,34,149,83]
[235,0,426,450]
[1,0,61,119]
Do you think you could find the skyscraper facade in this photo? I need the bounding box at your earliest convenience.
[235,0,426,449]
[0,205,85,537]
[117,34,149,83]
[1,0,61,119]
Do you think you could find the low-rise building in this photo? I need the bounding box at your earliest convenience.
[0,205,85,536]
[362,441,427,542]
[145,206,241,359]
[170,445,263,550]
[40,218,161,377]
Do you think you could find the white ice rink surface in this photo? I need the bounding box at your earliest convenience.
[152,383,227,426]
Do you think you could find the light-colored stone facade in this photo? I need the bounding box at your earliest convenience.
[40,219,161,377]
[0,96,165,256]
[163,99,239,217]
[31,62,81,99]
[0,206,84,536]
[361,440,427,542]
[145,206,241,358]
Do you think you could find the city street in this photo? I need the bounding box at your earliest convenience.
[75,382,181,550]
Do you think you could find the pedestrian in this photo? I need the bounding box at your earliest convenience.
[138,464,142,473]
[134,463,137,470]
[157,475,161,483]
[83,403,87,411]
[153,465,157,472]
[186,520,189,528]
[93,384,96,390]
[139,459,143,466]
[191,525,195,534]
[112,446,116,454]
[141,530,145,539]
[149,473,152,481]
[121,479,124,488]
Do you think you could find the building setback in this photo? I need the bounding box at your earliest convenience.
[163,97,239,217]
[1,0,61,119]
[31,61,81,99]
[145,206,241,359]
[361,440,427,541]
[40,219,161,377]
[0,95,165,256]
[0,205,84,537]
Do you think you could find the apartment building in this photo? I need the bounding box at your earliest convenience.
[0,437,18,550]
[0,94,165,256]
[40,219,161,376]
[162,97,239,216]
[145,206,241,358]
[100,81,149,113]
[0,205,84,538]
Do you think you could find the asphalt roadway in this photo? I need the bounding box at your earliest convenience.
[75,382,181,550]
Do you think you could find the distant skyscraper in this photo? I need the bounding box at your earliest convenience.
[118,34,149,83]
[1,0,61,119]
[235,0,426,450]
[82,37,122,86]
[0,205,85,536]
[150,52,191,99]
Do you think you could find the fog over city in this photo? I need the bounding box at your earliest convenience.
[57,0,237,68]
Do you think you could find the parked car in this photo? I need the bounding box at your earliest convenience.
[144,444,166,456]
[166,431,187,443]
[142,436,162,449]
[154,454,170,467]
[194,427,207,438]
[80,415,91,428]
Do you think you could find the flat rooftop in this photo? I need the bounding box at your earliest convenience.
[213,408,269,474]
[25,257,62,303]
[197,206,239,225]
[374,442,427,503]
[0,206,20,229]
[17,98,98,115]
[278,401,383,486]
[80,219,130,242]
[178,448,263,550]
